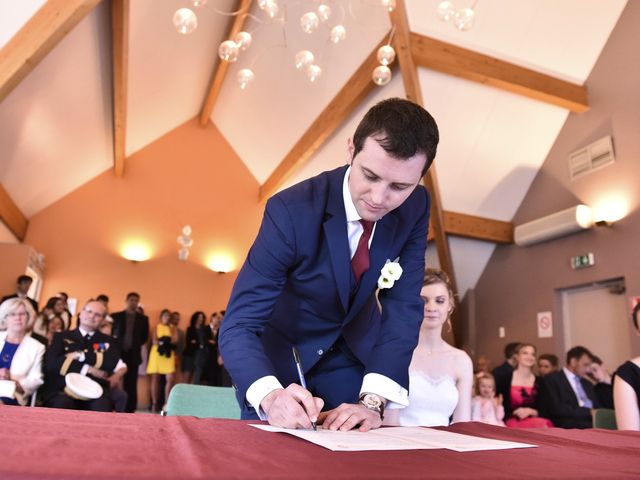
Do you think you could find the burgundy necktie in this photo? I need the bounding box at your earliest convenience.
[352,220,374,284]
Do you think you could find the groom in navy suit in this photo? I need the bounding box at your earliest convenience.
[219,98,439,431]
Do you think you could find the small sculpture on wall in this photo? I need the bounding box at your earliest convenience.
[177,225,194,261]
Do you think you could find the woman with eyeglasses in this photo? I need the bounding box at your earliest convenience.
[0,298,45,405]
[496,343,553,428]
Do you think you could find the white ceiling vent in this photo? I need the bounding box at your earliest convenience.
[568,136,615,180]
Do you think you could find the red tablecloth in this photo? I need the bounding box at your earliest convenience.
[1,405,639,479]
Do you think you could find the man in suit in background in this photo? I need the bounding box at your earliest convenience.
[43,300,120,411]
[220,98,439,431]
[492,342,521,387]
[1,275,39,313]
[57,291,74,330]
[539,346,602,428]
[111,292,149,413]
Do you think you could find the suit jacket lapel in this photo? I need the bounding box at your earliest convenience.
[559,372,580,406]
[323,167,351,312]
[346,211,398,323]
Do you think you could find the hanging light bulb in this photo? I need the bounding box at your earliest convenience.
[316,4,332,22]
[218,40,240,62]
[237,68,255,89]
[381,0,396,12]
[306,64,322,82]
[173,8,198,35]
[259,0,279,19]
[294,50,315,70]
[191,0,207,7]
[454,7,475,31]
[300,12,320,33]
[372,65,392,86]
[234,31,252,51]
[376,45,396,66]
[330,25,346,44]
[436,1,455,21]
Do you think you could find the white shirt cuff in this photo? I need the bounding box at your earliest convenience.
[360,373,409,409]
[246,375,284,420]
[80,364,90,376]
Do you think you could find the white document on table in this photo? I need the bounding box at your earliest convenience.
[250,425,537,452]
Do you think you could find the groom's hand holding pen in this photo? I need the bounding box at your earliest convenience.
[259,348,324,430]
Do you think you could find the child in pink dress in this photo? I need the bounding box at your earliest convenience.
[471,373,505,426]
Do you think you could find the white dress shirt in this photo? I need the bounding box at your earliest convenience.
[77,327,95,376]
[563,367,590,407]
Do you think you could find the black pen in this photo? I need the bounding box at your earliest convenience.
[292,346,317,431]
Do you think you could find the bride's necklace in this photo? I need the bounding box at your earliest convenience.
[423,344,448,355]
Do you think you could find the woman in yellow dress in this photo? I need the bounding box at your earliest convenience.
[147,309,177,412]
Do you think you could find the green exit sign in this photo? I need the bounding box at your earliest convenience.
[571,253,595,269]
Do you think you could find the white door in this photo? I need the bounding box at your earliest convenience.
[561,279,630,371]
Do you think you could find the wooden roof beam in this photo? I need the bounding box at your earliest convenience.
[428,211,514,244]
[410,32,589,113]
[111,0,129,177]
[0,0,101,104]
[0,184,28,242]
[259,33,392,202]
[390,0,460,345]
[199,0,253,126]
[389,0,457,286]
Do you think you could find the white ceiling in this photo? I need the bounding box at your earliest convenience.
[0,0,628,295]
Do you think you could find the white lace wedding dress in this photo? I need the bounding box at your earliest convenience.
[384,373,458,426]
[384,349,460,427]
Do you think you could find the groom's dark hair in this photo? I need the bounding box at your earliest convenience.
[352,97,439,175]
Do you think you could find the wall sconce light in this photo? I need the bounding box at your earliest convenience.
[592,195,628,227]
[514,204,594,247]
[207,254,235,273]
[121,242,152,262]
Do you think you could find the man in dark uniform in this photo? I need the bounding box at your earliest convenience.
[111,292,149,412]
[43,300,120,411]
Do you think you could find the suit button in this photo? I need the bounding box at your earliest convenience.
[317,349,324,356]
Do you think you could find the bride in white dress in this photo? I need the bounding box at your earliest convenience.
[384,269,473,426]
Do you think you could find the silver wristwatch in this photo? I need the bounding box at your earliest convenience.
[359,393,385,420]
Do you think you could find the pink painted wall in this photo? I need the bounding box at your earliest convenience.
[25,118,263,323]
[472,1,640,366]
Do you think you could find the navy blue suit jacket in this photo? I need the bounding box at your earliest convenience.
[219,165,430,412]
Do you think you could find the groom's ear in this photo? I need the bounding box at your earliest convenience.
[347,137,355,165]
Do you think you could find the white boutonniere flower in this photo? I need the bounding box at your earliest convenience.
[377,257,402,289]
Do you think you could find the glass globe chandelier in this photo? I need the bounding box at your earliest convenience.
[436,0,478,31]
[173,1,399,89]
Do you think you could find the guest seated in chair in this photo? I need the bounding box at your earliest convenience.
[539,346,602,429]
[537,354,559,377]
[587,354,614,409]
[42,300,120,412]
[492,342,520,389]
[496,343,553,428]
[0,298,45,406]
[471,373,505,426]
[613,303,640,430]
[383,269,473,426]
